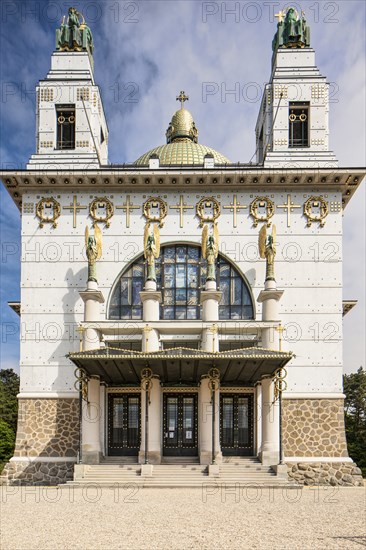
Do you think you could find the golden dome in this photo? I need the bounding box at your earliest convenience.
[134,91,230,166]
[166,107,198,143]
[135,142,230,166]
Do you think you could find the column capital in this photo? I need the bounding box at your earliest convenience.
[79,289,105,304]
[139,291,162,304]
[200,290,223,304]
[257,289,284,303]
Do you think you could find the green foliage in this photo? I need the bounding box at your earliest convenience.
[0,369,19,472]
[0,419,16,465]
[344,367,366,476]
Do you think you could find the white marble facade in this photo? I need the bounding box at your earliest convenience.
[1,14,365,483]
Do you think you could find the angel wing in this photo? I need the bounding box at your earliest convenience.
[94,223,103,260]
[258,225,267,259]
[201,224,208,259]
[213,223,219,258]
[153,224,160,258]
[271,224,276,249]
[143,223,150,259]
[85,225,90,249]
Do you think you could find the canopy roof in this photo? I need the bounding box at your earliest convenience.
[68,346,293,385]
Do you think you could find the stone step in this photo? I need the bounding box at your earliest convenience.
[70,460,299,488]
[100,459,138,464]
[161,458,200,464]
[67,480,300,488]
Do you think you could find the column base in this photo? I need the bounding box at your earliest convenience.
[141,464,154,477]
[272,464,288,479]
[260,450,279,466]
[82,450,101,464]
[138,451,161,465]
[200,451,223,465]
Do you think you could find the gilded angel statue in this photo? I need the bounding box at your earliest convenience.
[85,223,102,282]
[202,223,219,281]
[259,224,276,281]
[144,223,160,281]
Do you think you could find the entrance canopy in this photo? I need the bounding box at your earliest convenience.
[68,347,293,385]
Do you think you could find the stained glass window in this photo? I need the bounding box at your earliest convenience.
[108,245,254,321]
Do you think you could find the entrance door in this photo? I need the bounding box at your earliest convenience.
[163,393,198,456]
[220,394,253,456]
[108,393,140,456]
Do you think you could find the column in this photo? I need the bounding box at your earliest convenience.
[99,382,106,456]
[140,280,162,352]
[199,377,222,465]
[199,377,212,465]
[255,382,262,456]
[201,280,222,353]
[79,280,105,351]
[257,279,284,350]
[79,280,105,464]
[81,375,102,464]
[260,375,280,465]
[139,376,162,465]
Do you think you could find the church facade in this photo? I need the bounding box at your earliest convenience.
[1,8,364,486]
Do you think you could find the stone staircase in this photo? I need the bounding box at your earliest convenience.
[218,457,288,485]
[68,457,300,488]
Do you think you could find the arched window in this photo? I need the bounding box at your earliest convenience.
[108,244,254,321]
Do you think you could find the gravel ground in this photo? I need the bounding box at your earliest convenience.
[1,485,365,550]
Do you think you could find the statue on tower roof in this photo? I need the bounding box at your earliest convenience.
[56,7,94,55]
[272,7,310,53]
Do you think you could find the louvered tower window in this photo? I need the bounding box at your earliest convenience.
[289,101,309,147]
[56,104,75,149]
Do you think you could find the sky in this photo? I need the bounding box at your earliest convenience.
[0,0,365,374]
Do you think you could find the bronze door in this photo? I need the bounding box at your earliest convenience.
[220,394,253,456]
[108,394,140,456]
[163,394,198,456]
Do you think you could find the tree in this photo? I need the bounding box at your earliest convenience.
[0,420,16,463]
[0,369,19,471]
[343,367,366,476]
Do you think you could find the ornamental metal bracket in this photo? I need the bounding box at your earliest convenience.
[141,367,154,403]
[208,367,220,401]
[74,367,90,402]
[273,367,287,403]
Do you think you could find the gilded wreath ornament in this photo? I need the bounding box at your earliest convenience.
[89,197,114,228]
[36,197,61,228]
[196,197,221,227]
[143,197,168,227]
[303,196,329,227]
[250,196,275,227]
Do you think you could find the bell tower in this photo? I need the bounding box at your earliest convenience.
[255,7,338,168]
[27,7,108,170]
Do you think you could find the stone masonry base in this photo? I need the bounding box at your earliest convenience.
[286,462,363,486]
[2,460,75,485]
[0,398,79,485]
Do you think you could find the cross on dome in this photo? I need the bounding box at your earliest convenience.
[176,91,189,109]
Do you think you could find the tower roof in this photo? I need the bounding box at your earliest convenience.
[134,91,230,166]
